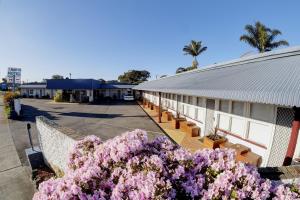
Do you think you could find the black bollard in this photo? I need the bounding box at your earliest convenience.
[27,123,34,151]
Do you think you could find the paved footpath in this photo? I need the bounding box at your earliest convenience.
[0,97,35,200]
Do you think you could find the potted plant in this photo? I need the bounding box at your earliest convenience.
[203,129,227,149]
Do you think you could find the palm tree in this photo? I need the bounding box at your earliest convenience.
[240,21,289,53]
[183,40,207,68]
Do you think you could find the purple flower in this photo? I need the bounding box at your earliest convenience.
[33,130,300,200]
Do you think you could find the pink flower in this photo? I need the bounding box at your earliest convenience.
[33,130,300,200]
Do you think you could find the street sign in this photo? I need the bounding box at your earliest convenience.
[7,68,21,84]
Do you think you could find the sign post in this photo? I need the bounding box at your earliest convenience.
[7,67,21,91]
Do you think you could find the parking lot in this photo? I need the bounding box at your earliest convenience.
[8,99,164,165]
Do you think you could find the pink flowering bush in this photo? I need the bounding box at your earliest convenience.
[33,129,300,200]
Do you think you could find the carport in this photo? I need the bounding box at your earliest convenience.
[47,79,100,103]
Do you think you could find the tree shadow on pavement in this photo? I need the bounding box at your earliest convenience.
[19,104,57,122]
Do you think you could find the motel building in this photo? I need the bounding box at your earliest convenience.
[20,79,136,102]
[134,46,300,167]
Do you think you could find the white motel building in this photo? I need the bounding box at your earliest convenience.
[134,46,300,167]
[20,79,136,102]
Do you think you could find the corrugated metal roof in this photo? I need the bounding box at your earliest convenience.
[100,84,136,89]
[20,84,46,89]
[45,79,135,90]
[134,46,300,107]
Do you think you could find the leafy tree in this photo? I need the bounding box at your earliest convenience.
[118,70,150,84]
[176,67,187,74]
[51,74,64,79]
[240,21,289,53]
[98,79,106,83]
[175,63,198,74]
[183,40,207,68]
[106,80,119,84]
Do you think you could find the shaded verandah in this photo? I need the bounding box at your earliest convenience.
[138,98,262,167]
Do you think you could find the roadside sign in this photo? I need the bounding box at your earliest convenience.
[7,68,22,84]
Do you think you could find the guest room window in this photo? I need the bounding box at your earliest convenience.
[219,100,229,113]
[250,103,274,123]
[197,97,203,107]
[232,101,244,116]
[188,96,193,104]
[183,95,187,103]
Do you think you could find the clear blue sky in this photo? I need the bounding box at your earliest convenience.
[1,0,300,82]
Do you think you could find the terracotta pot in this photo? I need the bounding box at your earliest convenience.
[162,111,172,121]
[150,104,154,110]
[154,105,159,112]
[180,121,195,132]
[185,126,200,137]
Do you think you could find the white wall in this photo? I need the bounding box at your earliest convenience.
[142,91,279,167]
[21,88,55,98]
[103,89,133,99]
[293,129,300,162]
[213,100,276,166]
[21,88,43,97]
[14,98,21,116]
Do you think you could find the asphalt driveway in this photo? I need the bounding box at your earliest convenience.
[8,99,164,165]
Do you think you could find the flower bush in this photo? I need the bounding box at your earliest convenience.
[33,130,300,200]
[3,91,20,106]
[3,92,20,118]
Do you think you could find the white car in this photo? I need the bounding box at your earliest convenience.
[124,95,134,101]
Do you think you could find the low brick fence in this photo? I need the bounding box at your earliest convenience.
[36,116,82,175]
[14,98,21,116]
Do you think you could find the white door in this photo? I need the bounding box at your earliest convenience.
[205,99,215,135]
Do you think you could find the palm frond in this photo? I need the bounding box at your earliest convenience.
[240,21,289,53]
[244,24,256,37]
[271,29,282,36]
[268,40,289,49]
[240,35,257,48]
[198,46,207,54]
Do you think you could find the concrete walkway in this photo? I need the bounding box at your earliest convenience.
[0,97,35,200]
[138,102,205,152]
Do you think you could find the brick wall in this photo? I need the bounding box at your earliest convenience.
[36,116,82,175]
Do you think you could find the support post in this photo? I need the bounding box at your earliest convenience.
[158,92,162,123]
[283,107,300,166]
[176,94,179,118]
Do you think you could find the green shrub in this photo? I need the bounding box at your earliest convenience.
[4,106,11,118]
[54,91,63,102]
[3,92,19,118]
[3,92,20,107]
